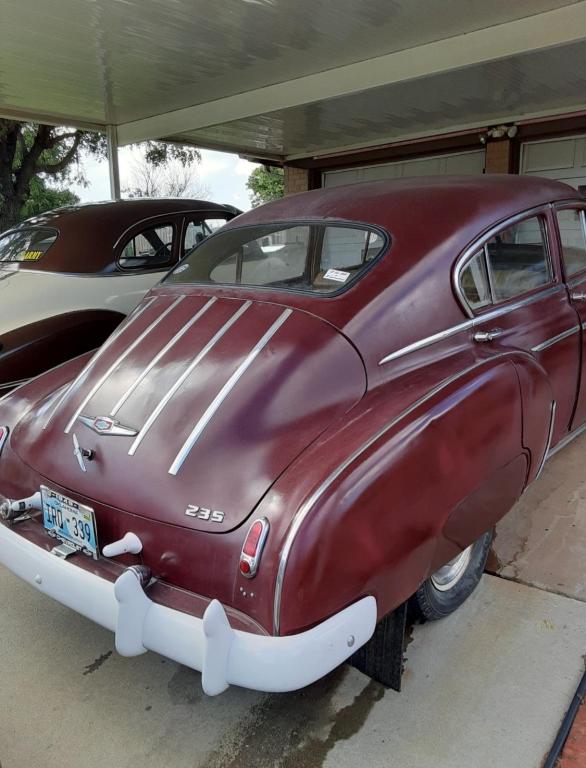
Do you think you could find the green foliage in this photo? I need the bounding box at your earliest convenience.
[0,120,202,232]
[246,166,284,207]
[20,176,80,220]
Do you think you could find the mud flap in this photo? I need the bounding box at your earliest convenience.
[349,601,408,691]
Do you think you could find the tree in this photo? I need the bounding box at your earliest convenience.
[123,151,209,199]
[0,120,202,232]
[246,165,284,207]
[20,176,80,220]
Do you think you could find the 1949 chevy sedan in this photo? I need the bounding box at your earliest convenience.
[0,198,239,395]
[0,175,584,695]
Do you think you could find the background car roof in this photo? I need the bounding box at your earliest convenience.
[2,198,240,274]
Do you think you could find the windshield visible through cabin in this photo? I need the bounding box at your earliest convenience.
[164,223,386,295]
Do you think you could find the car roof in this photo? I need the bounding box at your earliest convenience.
[225,175,579,234]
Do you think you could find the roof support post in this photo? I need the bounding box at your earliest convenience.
[107,125,121,200]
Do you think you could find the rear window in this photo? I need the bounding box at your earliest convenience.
[0,227,58,263]
[165,223,386,294]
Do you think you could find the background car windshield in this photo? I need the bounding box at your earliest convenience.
[165,223,385,294]
[0,227,58,263]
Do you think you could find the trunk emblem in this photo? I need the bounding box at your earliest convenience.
[79,415,138,437]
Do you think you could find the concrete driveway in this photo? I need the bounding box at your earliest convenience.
[1,571,584,768]
[2,433,586,768]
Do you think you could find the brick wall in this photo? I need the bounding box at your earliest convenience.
[485,139,513,173]
[284,166,310,195]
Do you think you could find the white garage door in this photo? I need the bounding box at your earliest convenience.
[322,149,485,188]
[521,136,586,190]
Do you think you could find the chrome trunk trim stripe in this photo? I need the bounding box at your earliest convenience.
[63,296,184,434]
[42,297,157,430]
[128,300,252,457]
[168,308,292,476]
[273,355,506,635]
[531,325,579,353]
[110,297,217,417]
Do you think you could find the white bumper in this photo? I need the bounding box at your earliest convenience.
[0,522,377,695]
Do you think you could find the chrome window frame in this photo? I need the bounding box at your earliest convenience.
[553,201,586,284]
[453,205,556,319]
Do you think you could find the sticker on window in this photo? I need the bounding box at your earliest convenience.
[23,250,43,261]
[323,268,350,283]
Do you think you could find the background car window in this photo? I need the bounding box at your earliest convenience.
[119,223,175,270]
[485,216,551,302]
[0,227,57,262]
[183,217,228,255]
[167,223,386,294]
[557,209,586,277]
[460,249,491,310]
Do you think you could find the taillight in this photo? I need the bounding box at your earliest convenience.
[0,426,8,455]
[239,518,269,578]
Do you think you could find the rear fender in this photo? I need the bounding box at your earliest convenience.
[267,357,526,635]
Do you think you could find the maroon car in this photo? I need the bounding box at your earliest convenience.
[0,175,582,695]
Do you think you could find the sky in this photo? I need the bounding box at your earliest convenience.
[69,146,260,211]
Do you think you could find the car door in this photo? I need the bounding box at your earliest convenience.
[458,206,581,447]
[554,203,586,429]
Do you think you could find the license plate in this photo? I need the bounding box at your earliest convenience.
[41,486,98,558]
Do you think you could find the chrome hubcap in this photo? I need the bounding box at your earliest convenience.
[430,545,473,592]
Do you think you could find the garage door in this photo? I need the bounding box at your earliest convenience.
[521,136,586,190]
[322,149,485,188]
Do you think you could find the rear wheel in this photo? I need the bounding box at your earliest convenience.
[351,529,493,688]
[413,529,493,620]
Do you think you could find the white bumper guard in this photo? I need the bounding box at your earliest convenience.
[0,522,377,695]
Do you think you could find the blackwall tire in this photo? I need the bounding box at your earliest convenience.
[413,529,494,621]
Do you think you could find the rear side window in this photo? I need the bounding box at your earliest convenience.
[166,223,386,295]
[119,223,175,270]
[557,209,586,277]
[459,215,552,311]
[0,227,57,263]
[183,217,229,255]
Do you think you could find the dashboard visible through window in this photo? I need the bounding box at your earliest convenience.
[118,223,175,270]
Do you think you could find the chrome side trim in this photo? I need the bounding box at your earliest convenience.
[378,320,472,365]
[531,325,580,353]
[42,297,156,430]
[273,356,498,635]
[110,297,217,417]
[378,285,561,366]
[547,419,586,459]
[169,309,292,475]
[534,401,556,482]
[128,300,252,456]
[63,296,184,434]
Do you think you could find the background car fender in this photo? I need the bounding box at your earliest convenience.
[0,310,124,395]
[260,355,529,636]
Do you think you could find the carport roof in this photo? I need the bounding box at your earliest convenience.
[2,0,586,162]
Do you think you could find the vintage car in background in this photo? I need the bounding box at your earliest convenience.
[0,175,584,695]
[0,199,240,395]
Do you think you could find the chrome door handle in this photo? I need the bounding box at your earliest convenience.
[473,328,503,343]
[571,292,586,301]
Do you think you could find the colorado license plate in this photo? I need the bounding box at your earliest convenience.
[41,486,98,558]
